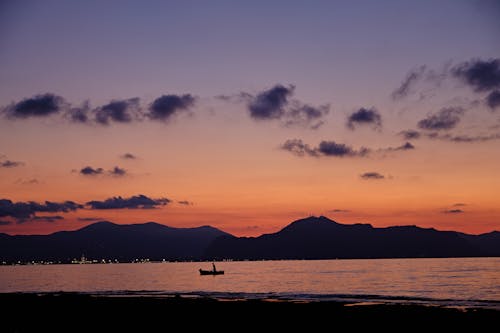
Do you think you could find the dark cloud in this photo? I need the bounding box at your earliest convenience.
[360,172,385,180]
[248,85,294,120]
[285,103,330,129]
[77,217,104,221]
[109,166,126,177]
[94,98,140,125]
[31,215,64,222]
[426,132,500,143]
[0,199,82,221]
[80,166,127,177]
[329,209,351,213]
[280,139,319,157]
[177,200,193,206]
[392,66,427,100]
[280,139,369,158]
[0,160,24,168]
[319,141,369,157]
[3,93,65,118]
[417,107,464,131]
[67,101,91,123]
[120,153,136,160]
[381,142,415,152]
[443,209,464,214]
[86,194,170,210]
[244,84,329,129]
[148,94,196,121]
[486,90,500,109]
[398,130,421,140]
[452,58,500,92]
[0,220,11,225]
[80,166,104,176]
[453,203,466,207]
[346,107,382,131]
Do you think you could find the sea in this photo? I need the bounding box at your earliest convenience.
[1,258,499,309]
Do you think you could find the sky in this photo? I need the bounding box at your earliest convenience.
[1,0,500,236]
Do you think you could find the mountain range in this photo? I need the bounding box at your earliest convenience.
[1,216,499,262]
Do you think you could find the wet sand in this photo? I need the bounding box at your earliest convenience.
[2,293,498,331]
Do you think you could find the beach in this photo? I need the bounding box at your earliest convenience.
[2,292,498,332]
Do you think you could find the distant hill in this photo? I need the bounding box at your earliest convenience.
[0,221,230,262]
[1,217,499,262]
[204,216,500,260]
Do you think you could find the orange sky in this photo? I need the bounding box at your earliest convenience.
[1,1,499,237]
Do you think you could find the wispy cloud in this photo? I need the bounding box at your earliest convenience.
[443,209,464,214]
[360,172,385,180]
[120,153,137,160]
[418,107,464,131]
[392,65,427,100]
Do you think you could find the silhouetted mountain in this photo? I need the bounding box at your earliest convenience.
[0,221,230,262]
[204,216,500,259]
[2,217,499,262]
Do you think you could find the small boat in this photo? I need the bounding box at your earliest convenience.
[199,269,224,275]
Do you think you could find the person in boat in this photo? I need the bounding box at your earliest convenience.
[212,262,216,272]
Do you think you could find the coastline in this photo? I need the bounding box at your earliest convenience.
[2,292,498,331]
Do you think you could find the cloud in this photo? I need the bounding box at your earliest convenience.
[94,98,141,125]
[248,85,294,120]
[31,215,64,222]
[67,101,91,123]
[280,139,369,158]
[381,142,415,152]
[453,203,466,207]
[177,200,193,206]
[398,130,421,140]
[452,58,500,92]
[0,220,11,225]
[2,93,65,118]
[14,178,39,185]
[329,209,351,213]
[0,160,24,168]
[319,141,369,157]
[77,217,104,222]
[426,132,500,143]
[120,153,137,160]
[346,107,382,131]
[280,139,319,157]
[86,194,170,210]
[243,84,329,129]
[486,90,500,109]
[148,94,196,121]
[392,65,427,100]
[80,166,104,176]
[285,103,330,129]
[0,199,82,221]
[443,209,464,214]
[109,166,126,177]
[360,172,385,180]
[417,107,464,131]
[79,166,126,177]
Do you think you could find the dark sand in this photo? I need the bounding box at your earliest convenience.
[2,293,498,332]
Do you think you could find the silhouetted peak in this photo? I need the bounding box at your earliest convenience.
[279,215,341,234]
[78,221,117,231]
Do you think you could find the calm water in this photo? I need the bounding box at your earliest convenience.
[1,258,499,308]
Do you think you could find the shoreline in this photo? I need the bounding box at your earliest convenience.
[2,292,498,331]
